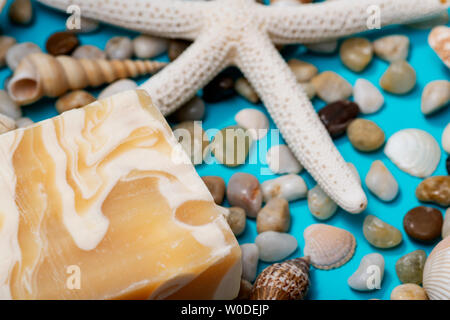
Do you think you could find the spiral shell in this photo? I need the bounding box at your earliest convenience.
[7,53,167,105]
[429,26,450,68]
[423,237,450,300]
[250,257,310,300]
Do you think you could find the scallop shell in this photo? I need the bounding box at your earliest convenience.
[7,53,167,105]
[303,224,356,270]
[429,26,450,68]
[384,129,441,178]
[423,237,450,300]
[250,257,310,300]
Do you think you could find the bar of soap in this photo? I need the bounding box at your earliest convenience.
[0,90,241,300]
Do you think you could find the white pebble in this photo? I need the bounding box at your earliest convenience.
[266,145,302,174]
[365,160,399,202]
[353,79,384,114]
[373,35,410,62]
[98,79,138,100]
[133,35,168,59]
[235,108,268,141]
[240,243,259,282]
[0,90,22,119]
[255,231,298,262]
[421,80,450,115]
[105,36,133,60]
[348,253,385,291]
[442,123,450,154]
[261,174,307,202]
[6,42,41,70]
[307,185,337,220]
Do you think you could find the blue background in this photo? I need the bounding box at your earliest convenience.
[0,1,449,300]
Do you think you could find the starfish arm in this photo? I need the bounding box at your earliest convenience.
[38,0,208,40]
[261,0,450,44]
[140,31,231,116]
[234,32,367,213]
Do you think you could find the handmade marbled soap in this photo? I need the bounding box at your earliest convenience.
[0,90,241,300]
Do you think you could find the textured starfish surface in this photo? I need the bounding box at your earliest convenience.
[38,0,449,213]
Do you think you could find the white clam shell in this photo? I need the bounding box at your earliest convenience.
[266,144,303,174]
[384,129,441,178]
[353,78,384,114]
[235,108,268,140]
[365,160,399,202]
[307,185,337,220]
[442,123,450,154]
[348,253,385,291]
[423,237,450,300]
[261,174,307,202]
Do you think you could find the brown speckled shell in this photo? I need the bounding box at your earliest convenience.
[250,257,310,300]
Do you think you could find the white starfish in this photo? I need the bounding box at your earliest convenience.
[38,0,449,213]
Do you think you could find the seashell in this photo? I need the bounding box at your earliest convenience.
[240,243,259,282]
[363,215,402,249]
[235,108,268,141]
[307,185,337,220]
[443,123,450,153]
[353,78,384,114]
[98,79,138,100]
[384,129,441,178]
[7,53,166,105]
[373,35,410,62]
[6,42,41,71]
[255,231,298,262]
[133,35,168,59]
[423,237,450,300]
[391,284,429,300]
[0,90,22,119]
[379,60,416,94]
[303,224,356,270]
[266,144,303,174]
[429,26,450,68]
[261,174,307,202]
[235,78,260,104]
[287,59,318,83]
[420,80,450,115]
[443,208,450,239]
[305,40,338,54]
[365,160,398,202]
[348,253,385,291]
[0,114,16,134]
[250,257,310,300]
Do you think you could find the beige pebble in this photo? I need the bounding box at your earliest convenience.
[55,90,96,114]
[443,208,450,238]
[0,36,16,68]
[235,78,259,104]
[105,36,133,60]
[365,160,399,202]
[235,108,268,141]
[311,71,353,103]
[266,144,303,174]
[133,35,168,59]
[288,59,318,82]
[380,60,416,94]
[256,198,290,234]
[9,0,33,25]
[226,207,246,237]
[98,79,138,100]
[261,174,307,202]
[347,119,385,152]
[72,45,106,60]
[373,35,410,62]
[6,42,41,70]
[391,284,428,300]
[299,82,316,100]
[421,80,450,115]
[307,185,337,220]
[340,37,373,72]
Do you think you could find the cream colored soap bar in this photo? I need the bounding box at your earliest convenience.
[0,90,241,300]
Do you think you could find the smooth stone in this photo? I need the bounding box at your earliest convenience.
[311,71,353,103]
[235,108,269,141]
[347,162,361,184]
[6,42,41,70]
[68,17,100,33]
[305,40,338,54]
[287,59,318,82]
[240,243,259,282]
[395,250,427,285]
[299,82,316,100]
[266,145,302,174]
[340,37,373,72]
[0,36,16,68]
[363,215,402,249]
[0,90,21,119]
[168,39,191,61]
[133,35,168,59]
[235,78,259,104]
[421,80,450,115]
[307,185,337,220]
[236,279,253,300]
[98,79,138,100]
[46,31,79,56]
[390,284,428,300]
[347,253,385,291]
[256,198,291,234]
[170,96,205,122]
[353,78,384,114]
[416,176,450,207]
[105,36,133,60]
[0,114,16,134]
[318,100,360,138]
[404,206,443,242]
[72,45,106,60]
[226,207,246,237]
[365,160,399,202]
[255,231,298,262]
[55,90,96,114]
[443,208,450,238]
[347,119,385,152]
[9,0,33,25]
[211,126,252,167]
[373,35,410,62]
[380,60,416,94]
[227,172,262,218]
[203,71,236,102]
[15,117,33,128]
[261,174,307,202]
[173,121,208,165]
[442,123,450,153]
[201,176,225,205]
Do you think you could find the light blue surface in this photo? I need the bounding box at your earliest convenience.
[1,1,449,300]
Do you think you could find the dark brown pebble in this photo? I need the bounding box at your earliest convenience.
[46,31,79,56]
[201,176,226,205]
[168,39,191,61]
[318,100,360,138]
[203,74,236,103]
[403,206,443,242]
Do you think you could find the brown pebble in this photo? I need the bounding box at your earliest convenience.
[55,90,96,114]
[318,100,360,138]
[416,176,450,207]
[168,39,191,61]
[226,207,246,236]
[236,279,253,300]
[227,172,262,218]
[347,119,385,152]
[46,31,79,56]
[201,176,225,205]
[203,73,236,103]
[9,0,33,25]
[403,206,443,242]
[256,198,290,234]
[0,36,16,68]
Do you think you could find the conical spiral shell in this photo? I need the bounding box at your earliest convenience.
[423,237,450,300]
[250,257,310,300]
[7,53,167,105]
[304,224,356,270]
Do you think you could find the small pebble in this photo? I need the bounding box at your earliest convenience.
[0,114,16,134]
[105,36,133,60]
[98,79,138,100]
[15,117,33,128]
[307,185,337,220]
[201,176,225,205]
[256,198,290,234]
[68,17,100,33]
[133,35,168,59]
[347,119,385,152]
[353,78,384,114]
[299,82,316,100]
[443,208,450,238]
[173,121,208,165]
[305,40,338,54]
[211,126,252,167]
[236,279,253,300]
[46,31,79,56]
[379,60,416,94]
[442,123,450,153]
[373,35,410,62]
[347,253,385,291]
[287,59,318,82]
[0,90,21,119]
[72,45,106,60]
[6,42,41,70]
[240,243,259,282]
[255,231,298,262]
[311,71,353,103]
[55,90,95,114]
[395,250,427,285]
[363,215,402,249]
[261,174,307,202]
[226,207,246,237]
[9,0,33,25]
[416,176,450,207]
[390,284,428,300]
[235,109,268,141]
[0,36,16,68]
[318,100,360,138]
[404,206,443,242]
[365,160,398,202]
[168,39,191,61]
[421,80,450,115]
[235,78,259,104]
[339,37,373,72]
[227,172,262,218]
[266,145,302,174]
[170,96,205,122]
[203,72,236,103]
